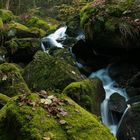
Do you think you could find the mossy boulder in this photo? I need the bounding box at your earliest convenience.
[63,78,105,115]
[117,103,140,140]
[5,38,41,63]
[0,92,116,140]
[26,16,57,33]
[0,63,30,97]
[80,0,140,52]
[23,51,82,91]
[0,9,14,23]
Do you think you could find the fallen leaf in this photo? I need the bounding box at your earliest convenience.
[59,120,67,125]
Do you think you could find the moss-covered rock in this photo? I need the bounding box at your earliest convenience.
[63,78,105,115]
[26,16,57,32]
[81,0,140,51]
[5,38,41,63]
[0,63,30,97]
[0,93,10,109]
[0,9,14,23]
[0,92,116,140]
[23,51,82,91]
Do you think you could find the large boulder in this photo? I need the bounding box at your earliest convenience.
[0,63,30,97]
[80,0,140,54]
[23,51,82,91]
[117,103,140,140]
[0,92,116,140]
[63,78,105,115]
[5,38,41,63]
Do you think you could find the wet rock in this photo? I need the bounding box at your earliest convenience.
[63,78,105,116]
[128,72,140,87]
[126,87,140,98]
[108,63,138,86]
[109,93,127,114]
[117,103,140,140]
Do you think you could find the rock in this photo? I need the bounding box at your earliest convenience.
[63,78,105,115]
[128,72,140,87]
[108,63,138,86]
[108,93,127,122]
[0,93,116,140]
[5,38,41,63]
[23,51,82,91]
[0,63,30,97]
[109,93,127,114]
[117,103,140,140]
[7,22,43,38]
[81,0,140,55]
[126,87,140,98]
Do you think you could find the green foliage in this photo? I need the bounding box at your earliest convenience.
[0,9,14,22]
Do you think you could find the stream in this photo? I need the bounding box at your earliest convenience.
[40,26,130,136]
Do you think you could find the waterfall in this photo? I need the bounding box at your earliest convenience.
[41,26,67,51]
[90,67,129,135]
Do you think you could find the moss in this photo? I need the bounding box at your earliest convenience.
[0,9,14,23]
[8,21,29,31]
[0,63,30,97]
[80,0,140,49]
[0,93,116,140]
[26,16,50,31]
[63,78,105,116]
[23,51,82,91]
[0,18,3,29]
[0,93,10,109]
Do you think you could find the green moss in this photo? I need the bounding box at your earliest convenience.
[63,78,105,116]
[26,16,50,31]
[0,93,116,140]
[0,63,30,97]
[23,51,82,91]
[8,21,29,31]
[0,18,3,29]
[0,93,10,109]
[0,9,14,23]
[80,0,140,48]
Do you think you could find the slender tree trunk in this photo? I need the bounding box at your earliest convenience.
[6,0,10,10]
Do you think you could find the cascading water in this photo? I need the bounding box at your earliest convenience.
[90,67,129,135]
[41,26,67,51]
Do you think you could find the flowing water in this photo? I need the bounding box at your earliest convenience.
[41,26,67,51]
[90,67,129,135]
[40,27,130,136]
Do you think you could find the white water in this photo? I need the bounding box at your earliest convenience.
[41,26,67,51]
[90,68,129,135]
